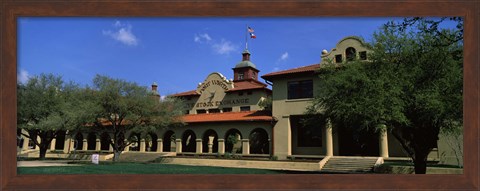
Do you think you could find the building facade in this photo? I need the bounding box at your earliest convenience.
[17,36,462,166]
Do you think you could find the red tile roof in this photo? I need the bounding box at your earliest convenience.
[170,90,200,97]
[182,110,275,123]
[170,80,270,97]
[261,64,320,80]
[227,80,269,92]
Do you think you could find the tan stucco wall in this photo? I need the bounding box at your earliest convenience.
[321,36,371,64]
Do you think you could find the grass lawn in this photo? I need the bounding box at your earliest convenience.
[18,162,300,174]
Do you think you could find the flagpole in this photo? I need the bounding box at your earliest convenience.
[245,24,248,50]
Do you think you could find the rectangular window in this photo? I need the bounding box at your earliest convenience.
[222,107,232,112]
[208,109,220,113]
[240,106,251,111]
[238,92,244,96]
[238,73,244,80]
[185,110,190,114]
[196,109,206,114]
[287,80,313,99]
[290,115,322,147]
[247,91,252,95]
[335,54,342,63]
[359,51,367,60]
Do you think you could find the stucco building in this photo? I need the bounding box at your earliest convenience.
[17,36,462,167]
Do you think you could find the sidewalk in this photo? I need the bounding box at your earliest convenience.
[17,160,81,167]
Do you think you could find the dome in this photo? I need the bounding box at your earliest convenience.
[235,60,257,69]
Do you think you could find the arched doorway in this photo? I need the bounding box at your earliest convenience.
[225,129,242,154]
[146,132,158,152]
[87,133,96,150]
[54,131,66,150]
[182,130,196,153]
[74,133,83,150]
[202,129,218,154]
[100,132,111,151]
[163,130,175,152]
[249,128,269,154]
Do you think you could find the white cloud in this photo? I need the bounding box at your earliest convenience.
[17,69,30,84]
[280,52,289,61]
[212,39,237,55]
[103,21,138,46]
[194,33,212,43]
[272,67,280,72]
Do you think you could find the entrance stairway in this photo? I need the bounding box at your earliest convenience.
[321,156,380,173]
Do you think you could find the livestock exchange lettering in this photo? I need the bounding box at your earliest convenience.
[198,80,230,94]
[196,98,249,108]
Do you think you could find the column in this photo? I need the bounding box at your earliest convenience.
[62,137,70,153]
[195,139,203,154]
[379,125,389,158]
[325,119,333,156]
[82,138,88,151]
[22,135,30,151]
[69,138,75,151]
[175,139,182,153]
[242,139,250,155]
[35,136,41,150]
[218,139,225,154]
[140,139,146,152]
[109,139,114,152]
[124,139,130,151]
[50,138,57,151]
[95,139,101,151]
[157,139,163,152]
[208,136,214,153]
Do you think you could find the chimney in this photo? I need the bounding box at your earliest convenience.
[242,49,251,61]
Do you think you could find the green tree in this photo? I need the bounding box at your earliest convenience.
[84,75,184,161]
[17,74,85,159]
[309,18,463,174]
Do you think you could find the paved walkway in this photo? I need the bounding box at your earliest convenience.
[17,160,81,167]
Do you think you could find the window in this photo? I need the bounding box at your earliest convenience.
[238,73,244,80]
[290,115,322,147]
[287,80,313,99]
[196,109,206,114]
[247,91,252,95]
[222,107,232,112]
[335,54,342,63]
[238,92,244,96]
[346,47,356,61]
[185,110,190,114]
[359,51,367,60]
[253,72,257,79]
[240,106,250,111]
[208,109,220,113]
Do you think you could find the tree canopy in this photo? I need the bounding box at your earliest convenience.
[309,18,463,174]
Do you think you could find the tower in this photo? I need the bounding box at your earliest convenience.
[233,49,259,82]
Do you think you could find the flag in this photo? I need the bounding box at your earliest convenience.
[248,26,256,39]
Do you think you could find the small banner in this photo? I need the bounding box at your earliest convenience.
[92,154,99,165]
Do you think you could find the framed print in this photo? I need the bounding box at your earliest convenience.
[1,0,478,190]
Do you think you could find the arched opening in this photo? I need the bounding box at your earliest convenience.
[182,130,196,153]
[74,133,83,150]
[163,130,175,152]
[224,129,242,154]
[249,128,270,154]
[146,132,158,152]
[346,47,356,61]
[100,132,111,151]
[202,129,218,154]
[54,130,66,150]
[87,133,96,150]
[128,133,141,151]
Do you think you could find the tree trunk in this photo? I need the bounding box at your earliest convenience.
[39,146,48,160]
[414,154,428,174]
[113,151,122,162]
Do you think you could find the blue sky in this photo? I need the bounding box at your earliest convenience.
[17,17,457,96]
